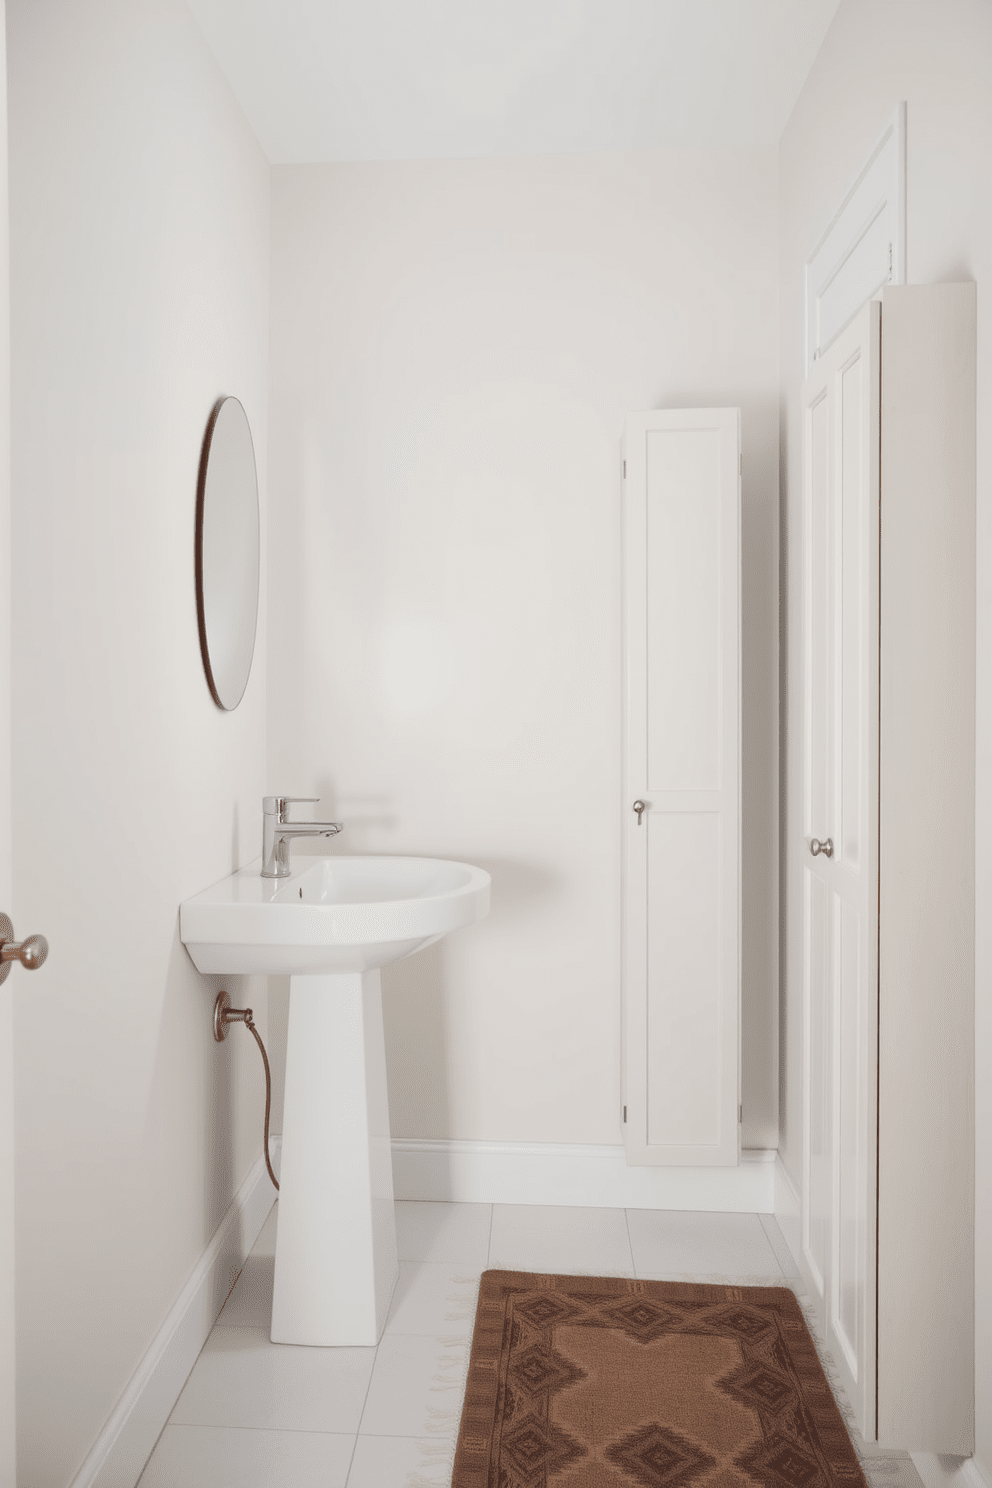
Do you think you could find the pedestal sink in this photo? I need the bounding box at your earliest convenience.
[180,855,490,1346]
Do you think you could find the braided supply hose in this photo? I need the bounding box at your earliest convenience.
[213,992,280,1191]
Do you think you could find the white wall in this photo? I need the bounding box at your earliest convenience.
[267,151,780,1152]
[7,2,270,1483]
[778,0,992,1474]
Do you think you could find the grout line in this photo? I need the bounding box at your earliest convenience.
[352,1330,385,1443]
[150,1423,367,1461]
[155,1422,359,1438]
[758,1210,797,1279]
[351,1429,461,1441]
[623,1206,638,1277]
[342,1426,360,1487]
[372,1330,475,1340]
[757,1212,783,1277]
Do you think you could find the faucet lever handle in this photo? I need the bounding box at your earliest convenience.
[262,795,319,821]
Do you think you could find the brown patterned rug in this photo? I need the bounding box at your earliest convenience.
[453,1271,867,1488]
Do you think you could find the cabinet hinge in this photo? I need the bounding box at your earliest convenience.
[623,1105,627,1123]
[888,241,893,276]
[622,459,626,479]
[738,1104,743,1124]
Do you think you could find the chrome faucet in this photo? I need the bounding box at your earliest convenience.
[261,796,343,878]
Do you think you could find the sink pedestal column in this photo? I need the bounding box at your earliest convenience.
[271,970,398,1346]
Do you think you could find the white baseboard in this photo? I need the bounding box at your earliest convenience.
[74,1144,280,1488]
[911,1454,991,1488]
[390,1138,776,1211]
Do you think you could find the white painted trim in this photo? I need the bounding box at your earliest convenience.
[75,1144,280,1488]
[391,1138,775,1212]
[804,102,906,375]
[910,1454,991,1488]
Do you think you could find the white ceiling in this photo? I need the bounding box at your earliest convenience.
[186,0,841,163]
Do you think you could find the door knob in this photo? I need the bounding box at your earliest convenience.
[809,837,834,859]
[0,913,49,985]
[632,800,646,825]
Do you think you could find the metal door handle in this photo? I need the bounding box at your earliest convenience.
[633,800,646,825]
[809,837,834,859]
[0,914,49,985]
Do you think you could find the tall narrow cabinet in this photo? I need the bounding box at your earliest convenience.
[622,409,741,1167]
[801,283,975,1452]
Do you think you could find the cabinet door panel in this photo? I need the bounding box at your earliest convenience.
[803,869,832,1306]
[623,408,740,1167]
[645,428,722,792]
[834,895,864,1379]
[645,811,722,1148]
[840,355,867,869]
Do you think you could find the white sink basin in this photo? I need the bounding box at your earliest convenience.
[180,851,490,1350]
[180,854,490,975]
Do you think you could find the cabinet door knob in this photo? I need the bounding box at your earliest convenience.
[632,800,646,825]
[809,837,834,858]
[0,914,49,985]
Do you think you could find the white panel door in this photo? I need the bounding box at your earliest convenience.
[623,409,740,1167]
[0,3,15,1478]
[801,301,880,1438]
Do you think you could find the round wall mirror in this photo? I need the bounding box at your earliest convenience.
[195,396,260,711]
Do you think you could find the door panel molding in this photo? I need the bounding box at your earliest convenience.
[623,409,741,1168]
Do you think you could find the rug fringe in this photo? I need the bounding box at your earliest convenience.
[443,1277,480,1324]
[414,1438,456,1467]
[430,1339,470,1395]
[421,1403,462,1437]
[790,1289,924,1487]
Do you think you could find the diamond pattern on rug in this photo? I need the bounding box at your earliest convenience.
[508,1342,587,1396]
[595,1297,686,1345]
[717,1355,797,1416]
[703,1304,775,1341]
[500,1412,587,1485]
[513,1293,586,1330]
[735,1429,828,1487]
[453,1274,869,1488]
[603,1421,718,1487]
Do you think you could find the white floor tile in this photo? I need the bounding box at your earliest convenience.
[384,1262,480,1338]
[394,1202,491,1265]
[215,1252,275,1328]
[359,1333,469,1440]
[626,1208,784,1280]
[170,1327,375,1433]
[488,1204,635,1276]
[127,1202,928,1488]
[137,1423,354,1488]
[759,1212,802,1277]
[347,1434,455,1488]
